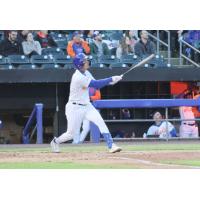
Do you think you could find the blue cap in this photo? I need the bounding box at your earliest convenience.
[93,31,100,38]
[73,31,80,38]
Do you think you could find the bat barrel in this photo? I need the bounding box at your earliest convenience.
[122,54,155,76]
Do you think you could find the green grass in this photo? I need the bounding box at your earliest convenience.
[0,143,200,153]
[161,160,200,167]
[0,162,137,169]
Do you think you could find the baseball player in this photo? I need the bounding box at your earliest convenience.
[179,106,198,138]
[51,53,122,153]
[73,87,101,144]
[146,111,177,138]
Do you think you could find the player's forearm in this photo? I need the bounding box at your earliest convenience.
[89,78,112,89]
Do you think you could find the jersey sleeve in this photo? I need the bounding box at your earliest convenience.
[147,125,157,136]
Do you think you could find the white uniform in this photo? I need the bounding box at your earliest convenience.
[72,70,95,144]
[56,70,109,144]
[147,121,176,138]
[179,106,198,138]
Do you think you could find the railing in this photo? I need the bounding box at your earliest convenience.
[179,37,200,67]
[91,98,200,142]
[22,103,43,144]
[147,30,171,66]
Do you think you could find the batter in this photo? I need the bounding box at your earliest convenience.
[51,53,122,153]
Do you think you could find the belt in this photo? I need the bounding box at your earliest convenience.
[183,123,195,126]
[72,102,87,106]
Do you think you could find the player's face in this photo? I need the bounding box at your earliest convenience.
[82,59,90,71]
[153,112,162,123]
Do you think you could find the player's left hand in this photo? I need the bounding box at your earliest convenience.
[110,75,123,85]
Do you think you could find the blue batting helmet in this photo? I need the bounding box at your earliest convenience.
[73,53,88,70]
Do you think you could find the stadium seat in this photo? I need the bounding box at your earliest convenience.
[109,32,123,41]
[90,63,106,68]
[7,55,30,65]
[121,54,139,66]
[109,63,128,68]
[41,64,61,69]
[30,55,54,65]
[55,40,68,50]
[0,55,7,65]
[110,48,117,55]
[89,55,98,63]
[146,55,167,67]
[0,64,13,70]
[18,64,38,69]
[54,55,73,66]
[0,31,4,41]
[64,63,76,69]
[51,33,67,42]
[42,47,64,56]
[98,55,120,66]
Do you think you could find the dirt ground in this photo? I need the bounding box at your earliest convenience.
[1,142,200,168]
[1,151,200,168]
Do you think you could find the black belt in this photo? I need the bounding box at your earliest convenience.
[72,102,87,106]
[183,123,195,126]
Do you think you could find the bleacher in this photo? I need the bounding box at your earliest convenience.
[0,30,168,69]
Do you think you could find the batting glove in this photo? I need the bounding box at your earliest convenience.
[110,75,123,85]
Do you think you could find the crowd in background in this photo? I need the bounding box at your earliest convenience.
[0,30,199,65]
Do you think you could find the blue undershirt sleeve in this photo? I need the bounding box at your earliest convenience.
[88,77,112,89]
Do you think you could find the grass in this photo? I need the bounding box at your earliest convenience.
[0,162,137,169]
[161,160,200,167]
[0,143,200,153]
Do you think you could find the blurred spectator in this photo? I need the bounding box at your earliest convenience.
[108,110,116,120]
[90,31,110,57]
[184,30,200,64]
[67,31,90,57]
[125,30,138,51]
[114,129,126,138]
[121,108,131,119]
[145,111,177,138]
[179,106,198,138]
[134,30,155,58]
[116,31,138,59]
[22,32,42,57]
[0,30,23,56]
[18,30,30,43]
[83,30,94,44]
[35,30,57,48]
[131,131,136,138]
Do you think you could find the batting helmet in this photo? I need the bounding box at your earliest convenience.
[73,53,88,70]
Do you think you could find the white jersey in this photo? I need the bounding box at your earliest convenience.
[147,121,175,138]
[179,106,195,124]
[68,70,94,104]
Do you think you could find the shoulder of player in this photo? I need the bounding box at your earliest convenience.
[72,70,90,82]
[85,70,95,79]
[160,121,173,127]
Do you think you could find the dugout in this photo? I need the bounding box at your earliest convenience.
[0,67,200,143]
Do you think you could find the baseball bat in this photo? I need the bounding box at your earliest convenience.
[121,54,155,76]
